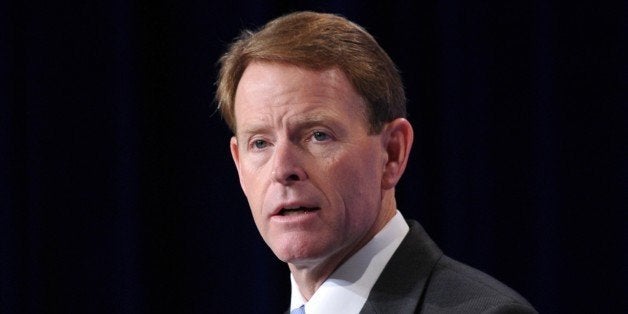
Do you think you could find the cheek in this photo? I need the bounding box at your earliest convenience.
[325,150,383,209]
[332,148,382,186]
[239,167,267,212]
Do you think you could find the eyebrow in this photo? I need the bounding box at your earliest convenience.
[237,112,341,137]
[237,124,270,139]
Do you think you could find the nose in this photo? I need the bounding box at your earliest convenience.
[272,141,308,185]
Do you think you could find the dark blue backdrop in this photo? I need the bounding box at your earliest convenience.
[2,1,625,313]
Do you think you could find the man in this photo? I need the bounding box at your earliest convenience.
[215,11,536,313]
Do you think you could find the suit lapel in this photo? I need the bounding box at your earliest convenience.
[360,220,443,314]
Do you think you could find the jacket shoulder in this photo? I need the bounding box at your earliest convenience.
[420,255,537,313]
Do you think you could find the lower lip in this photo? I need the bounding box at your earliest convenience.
[270,209,320,224]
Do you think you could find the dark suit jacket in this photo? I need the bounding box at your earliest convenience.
[360,220,537,313]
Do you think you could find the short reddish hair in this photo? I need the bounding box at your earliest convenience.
[215,11,406,134]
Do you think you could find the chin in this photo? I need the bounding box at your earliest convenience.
[270,238,333,265]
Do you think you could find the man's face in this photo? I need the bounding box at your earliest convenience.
[230,62,390,268]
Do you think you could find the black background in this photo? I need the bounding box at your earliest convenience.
[2,1,625,313]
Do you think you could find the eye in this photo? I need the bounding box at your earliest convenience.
[312,131,331,142]
[251,139,268,150]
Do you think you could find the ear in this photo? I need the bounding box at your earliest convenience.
[381,118,414,190]
[230,136,246,193]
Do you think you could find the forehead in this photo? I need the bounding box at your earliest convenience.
[233,62,367,126]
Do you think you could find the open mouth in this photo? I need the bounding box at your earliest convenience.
[278,207,320,216]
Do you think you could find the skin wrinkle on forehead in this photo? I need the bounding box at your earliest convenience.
[233,63,369,135]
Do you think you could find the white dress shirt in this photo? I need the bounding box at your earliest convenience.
[289,211,410,313]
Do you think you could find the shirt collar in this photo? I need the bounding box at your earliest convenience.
[290,210,409,313]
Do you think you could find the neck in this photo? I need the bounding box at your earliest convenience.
[289,191,398,300]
